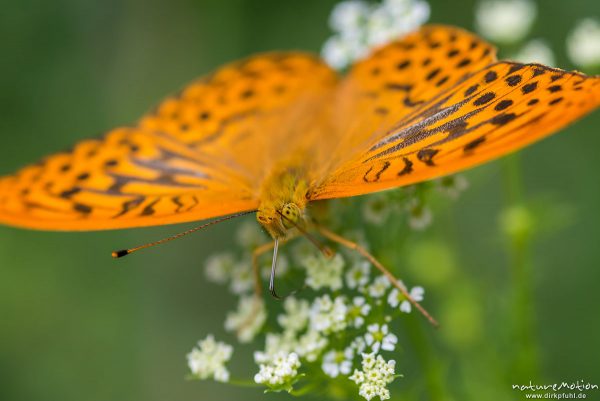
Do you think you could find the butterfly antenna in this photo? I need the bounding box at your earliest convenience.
[111,210,257,258]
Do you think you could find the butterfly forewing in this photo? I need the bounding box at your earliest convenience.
[0,53,337,230]
[311,62,600,199]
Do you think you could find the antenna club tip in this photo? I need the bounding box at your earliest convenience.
[112,249,130,258]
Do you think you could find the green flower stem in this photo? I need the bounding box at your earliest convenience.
[502,154,539,381]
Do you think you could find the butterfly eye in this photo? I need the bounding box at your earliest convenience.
[280,203,301,229]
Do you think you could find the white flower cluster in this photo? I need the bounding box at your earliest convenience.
[349,352,397,401]
[302,253,344,290]
[193,175,431,400]
[187,335,233,382]
[475,0,537,44]
[322,0,430,69]
[567,18,600,69]
[254,352,302,389]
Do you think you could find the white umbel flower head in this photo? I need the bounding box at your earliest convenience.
[513,39,556,66]
[367,0,430,47]
[254,352,301,389]
[322,34,367,70]
[349,352,397,401]
[187,335,233,382]
[322,0,430,70]
[329,0,372,32]
[224,296,267,343]
[567,18,600,69]
[302,253,345,291]
[475,0,537,44]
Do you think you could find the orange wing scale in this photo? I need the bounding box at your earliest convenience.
[0,25,599,230]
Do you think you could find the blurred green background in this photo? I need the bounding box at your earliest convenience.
[1,1,600,400]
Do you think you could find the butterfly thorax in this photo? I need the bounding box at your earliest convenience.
[256,165,310,239]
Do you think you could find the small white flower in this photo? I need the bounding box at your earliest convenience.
[367,275,391,298]
[567,18,600,69]
[278,297,310,333]
[350,352,397,401]
[389,286,424,314]
[225,296,267,343]
[204,253,235,284]
[254,352,301,388]
[329,0,372,33]
[513,39,556,66]
[187,335,233,382]
[364,324,398,352]
[407,198,433,231]
[346,261,371,289]
[436,175,469,200]
[303,253,345,291]
[475,0,537,44]
[297,330,328,362]
[322,347,354,378]
[309,295,348,334]
[348,296,372,328]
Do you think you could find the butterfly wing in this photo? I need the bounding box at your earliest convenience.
[0,53,337,230]
[310,28,600,200]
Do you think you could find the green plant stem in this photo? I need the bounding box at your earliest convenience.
[502,154,539,381]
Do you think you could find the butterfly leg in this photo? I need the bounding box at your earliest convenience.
[315,225,439,327]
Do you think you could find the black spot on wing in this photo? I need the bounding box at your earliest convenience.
[417,148,439,166]
[363,161,391,183]
[473,92,495,106]
[398,157,414,176]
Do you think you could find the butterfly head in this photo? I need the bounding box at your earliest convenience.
[257,202,304,239]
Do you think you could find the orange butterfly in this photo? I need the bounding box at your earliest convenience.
[0,25,599,315]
